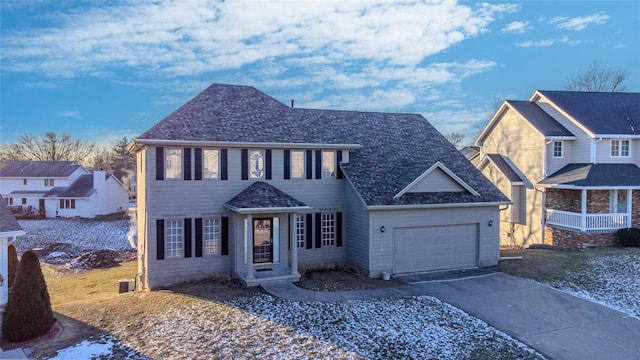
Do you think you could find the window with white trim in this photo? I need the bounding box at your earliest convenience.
[21,198,27,205]
[203,149,219,179]
[610,139,630,157]
[165,148,182,179]
[322,151,335,178]
[203,218,221,255]
[23,179,27,185]
[321,213,336,247]
[295,214,305,248]
[59,199,75,209]
[291,151,305,179]
[552,141,563,158]
[249,150,265,179]
[165,219,183,258]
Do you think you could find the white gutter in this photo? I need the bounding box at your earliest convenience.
[225,205,311,214]
[132,139,361,151]
[367,201,511,211]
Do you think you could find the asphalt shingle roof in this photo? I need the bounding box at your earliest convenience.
[225,182,307,210]
[485,154,523,183]
[0,195,23,234]
[138,84,508,206]
[539,163,640,187]
[0,161,82,178]
[537,90,640,135]
[507,100,574,137]
[45,174,97,198]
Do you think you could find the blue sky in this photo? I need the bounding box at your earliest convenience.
[1,0,639,147]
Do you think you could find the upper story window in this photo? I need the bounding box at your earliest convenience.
[44,178,55,186]
[23,179,27,185]
[291,151,305,179]
[249,150,265,179]
[322,151,335,178]
[203,149,219,179]
[165,219,183,258]
[165,148,182,179]
[610,139,630,157]
[552,141,563,158]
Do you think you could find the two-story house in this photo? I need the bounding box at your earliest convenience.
[472,90,640,248]
[131,83,509,289]
[0,161,130,218]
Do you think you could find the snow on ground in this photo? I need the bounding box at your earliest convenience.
[549,251,640,317]
[50,334,143,360]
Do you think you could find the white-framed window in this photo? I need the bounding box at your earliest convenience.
[8,197,13,205]
[165,148,183,179]
[21,198,26,205]
[609,190,628,213]
[552,141,563,158]
[291,151,305,179]
[321,213,336,247]
[59,199,75,209]
[249,150,265,179]
[322,151,335,178]
[295,214,305,248]
[203,149,219,179]
[23,179,27,185]
[165,219,183,258]
[610,139,630,157]
[203,218,221,255]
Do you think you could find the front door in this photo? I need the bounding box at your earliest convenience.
[253,218,273,263]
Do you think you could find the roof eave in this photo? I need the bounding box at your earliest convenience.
[367,201,511,211]
[133,139,362,150]
[224,204,311,214]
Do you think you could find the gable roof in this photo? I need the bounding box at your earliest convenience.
[0,161,83,178]
[394,161,480,199]
[225,182,309,213]
[0,196,24,236]
[534,90,640,136]
[506,100,574,137]
[483,154,524,183]
[45,174,96,198]
[136,84,508,207]
[539,163,640,188]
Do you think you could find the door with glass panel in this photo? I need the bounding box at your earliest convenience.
[253,218,272,263]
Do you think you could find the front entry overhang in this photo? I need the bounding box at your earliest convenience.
[224,181,310,214]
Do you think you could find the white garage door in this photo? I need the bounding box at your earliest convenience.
[393,224,478,274]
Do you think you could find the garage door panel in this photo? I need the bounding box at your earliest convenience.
[393,224,478,274]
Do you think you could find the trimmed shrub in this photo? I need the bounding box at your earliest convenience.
[2,250,56,342]
[617,228,640,247]
[7,244,18,288]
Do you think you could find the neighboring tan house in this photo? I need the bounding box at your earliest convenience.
[0,161,130,218]
[473,90,640,248]
[0,196,24,306]
[131,83,509,289]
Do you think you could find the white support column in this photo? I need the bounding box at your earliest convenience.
[246,214,254,280]
[581,189,587,231]
[627,189,632,228]
[290,213,299,276]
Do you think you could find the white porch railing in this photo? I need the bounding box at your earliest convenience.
[546,209,630,231]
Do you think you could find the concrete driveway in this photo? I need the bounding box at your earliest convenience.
[400,270,640,360]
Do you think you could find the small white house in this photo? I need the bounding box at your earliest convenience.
[0,161,130,218]
[0,196,24,306]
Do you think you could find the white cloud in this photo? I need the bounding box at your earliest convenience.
[56,110,81,118]
[22,81,62,88]
[549,13,609,31]
[515,35,587,48]
[502,21,531,34]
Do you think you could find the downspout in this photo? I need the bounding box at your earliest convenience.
[591,137,602,164]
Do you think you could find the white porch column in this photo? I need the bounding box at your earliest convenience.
[627,189,633,227]
[290,213,299,276]
[581,189,587,231]
[0,237,8,306]
[246,214,254,280]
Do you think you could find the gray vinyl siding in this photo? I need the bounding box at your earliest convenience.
[344,181,370,271]
[594,138,637,164]
[407,168,465,193]
[367,206,499,278]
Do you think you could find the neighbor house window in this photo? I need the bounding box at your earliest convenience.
[322,151,335,178]
[165,148,182,179]
[203,149,219,179]
[610,139,630,157]
[165,219,183,258]
[59,199,75,209]
[8,198,13,205]
[295,214,305,248]
[203,218,221,255]
[44,178,55,186]
[321,213,336,247]
[291,151,305,179]
[23,179,27,185]
[249,150,265,179]
[552,141,563,158]
[21,198,27,205]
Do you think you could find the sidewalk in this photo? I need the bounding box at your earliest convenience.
[262,270,640,360]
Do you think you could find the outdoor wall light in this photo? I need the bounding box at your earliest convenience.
[488,220,493,227]
[380,226,385,233]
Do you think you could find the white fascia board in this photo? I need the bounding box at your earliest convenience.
[393,161,480,199]
[536,184,640,190]
[545,136,577,141]
[224,205,311,214]
[133,139,361,150]
[367,201,511,211]
[592,134,640,139]
[531,91,596,138]
[0,231,26,238]
[474,102,510,146]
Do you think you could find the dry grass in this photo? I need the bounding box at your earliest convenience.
[296,265,404,291]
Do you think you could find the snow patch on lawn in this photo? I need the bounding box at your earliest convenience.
[50,335,142,360]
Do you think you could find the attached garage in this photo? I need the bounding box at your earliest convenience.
[393,224,479,274]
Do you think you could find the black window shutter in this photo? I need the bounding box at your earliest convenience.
[306,214,313,249]
[221,217,229,255]
[184,218,192,258]
[156,147,164,180]
[195,218,203,257]
[156,220,165,260]
[336,151,343,179]
[183,148,192,180]
[221,149,228,180]
[241,149,248,180]
[265,149,272,180]
[315,150,322,179]
[306,150,313,179]
[284,150,290,180]
[194,148,202,181]
[315,213,322,248]
[336,212,343,247]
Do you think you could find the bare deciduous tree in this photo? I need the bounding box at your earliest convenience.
[564,62,628,92]
[445,132,465,149]
[0,132,95,164]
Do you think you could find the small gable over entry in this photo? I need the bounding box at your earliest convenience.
[394,161,480,199]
